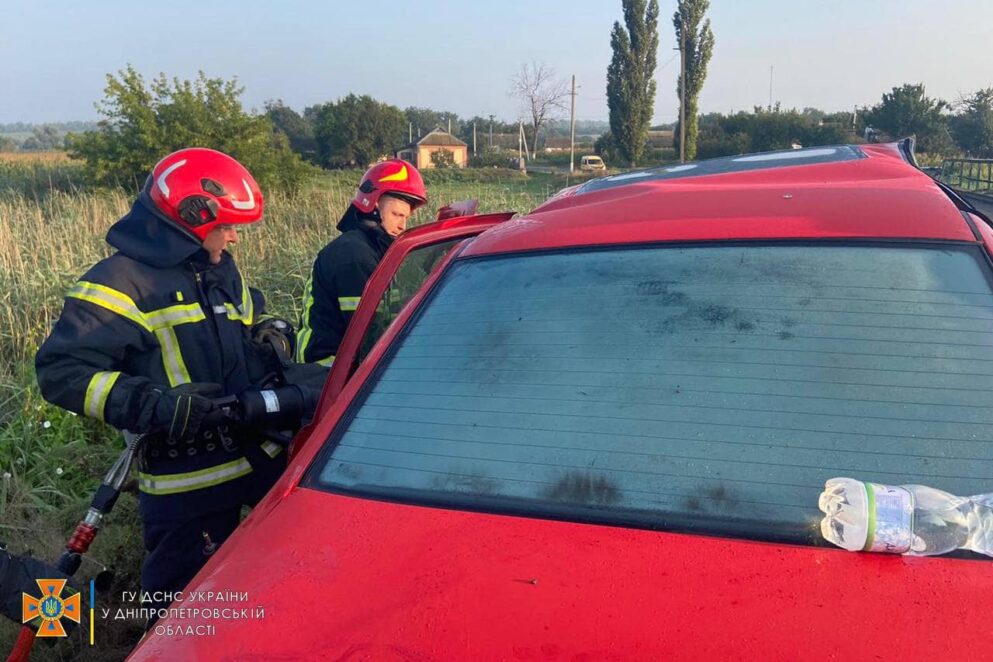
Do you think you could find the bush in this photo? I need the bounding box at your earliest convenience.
[69,66,313,193]
[470,148,515,168]
[430,149,457,169]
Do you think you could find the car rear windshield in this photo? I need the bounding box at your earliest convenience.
[309,243,993,546]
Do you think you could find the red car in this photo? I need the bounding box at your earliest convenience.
[131,141,993,660]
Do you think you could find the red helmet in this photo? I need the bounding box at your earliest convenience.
[351,159,427,214]
[145,148,264,240]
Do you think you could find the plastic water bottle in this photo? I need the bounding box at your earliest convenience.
[818,477,993,557]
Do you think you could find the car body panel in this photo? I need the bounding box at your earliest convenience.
[131,488,993,660]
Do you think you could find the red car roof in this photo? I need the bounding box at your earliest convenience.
[464,142,975,257]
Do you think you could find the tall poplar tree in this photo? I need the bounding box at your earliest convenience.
[607,0,659,167]
[674,0,715,161]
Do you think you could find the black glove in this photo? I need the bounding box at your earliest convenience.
[152,383,224,443]
[0,547,79,629]
[251,317,295,361]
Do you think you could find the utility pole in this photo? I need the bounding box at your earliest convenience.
[473,121,477,156]
[518,120,524,171]
[569,74,577,174]
[679,24,686,163]
[448,117,452,134]
[409,122,412,144]
[520,121,531,162]
[768,66,774,112]
[489,114,494,148]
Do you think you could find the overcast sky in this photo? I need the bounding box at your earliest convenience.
[2,0,991,124]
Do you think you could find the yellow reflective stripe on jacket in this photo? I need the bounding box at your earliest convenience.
[149,303,203,386]
[83,371,121,421]
[69,282,208,332]
[240,274,254,324]
[68,281,207,386]
[220,274,254,326]
[138,457,254,495]
[67,281,151,332]
[316,355,335,367]
[338,296,361,312]
[223,302,244,322]
[260,441,283,458]
[155,327,193,386]
[296,276,316,362]
[146,303,205,329]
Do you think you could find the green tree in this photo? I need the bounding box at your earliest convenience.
[266,99,317,162]
[312,94,406,168]
[673,0,715,161]
[860,83,953,154]
[607,0,659,166]
[20,125,64,151]
[694,107,852,160]
[69,65,311,191]
[0,135,16,151]
[950,88,993,158]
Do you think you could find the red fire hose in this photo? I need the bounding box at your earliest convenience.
[6,433,145,662]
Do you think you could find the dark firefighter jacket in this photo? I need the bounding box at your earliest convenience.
[296,206,393,365]
[1,546,75,627]
[35,197,282,501]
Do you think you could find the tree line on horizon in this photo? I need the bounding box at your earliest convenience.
[3,0,989,187]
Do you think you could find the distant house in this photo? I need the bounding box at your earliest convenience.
[396,128,468,169]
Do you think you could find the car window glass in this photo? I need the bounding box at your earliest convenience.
[357,238,464,365]
[313,244,993,548]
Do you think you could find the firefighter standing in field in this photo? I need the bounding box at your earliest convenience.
[296,159,428,365]
[35,148,305,621]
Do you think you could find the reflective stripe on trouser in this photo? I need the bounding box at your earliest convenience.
[260,441,283,458]
[84,371,121,421]
[139,457,254,496]
[338,296,360,311]
[139,444,283,495]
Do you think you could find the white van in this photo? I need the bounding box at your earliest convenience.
[580,155,606,171]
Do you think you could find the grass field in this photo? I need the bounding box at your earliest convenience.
[0,152,578,658]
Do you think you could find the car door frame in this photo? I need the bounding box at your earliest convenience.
[289,211,514,458]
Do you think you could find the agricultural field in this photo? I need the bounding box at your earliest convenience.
[0,152,577,658]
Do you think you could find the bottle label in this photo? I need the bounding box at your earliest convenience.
[864,482,913,553]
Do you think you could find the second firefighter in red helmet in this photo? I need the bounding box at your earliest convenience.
[296,159,427,365]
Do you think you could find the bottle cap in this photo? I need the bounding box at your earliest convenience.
[864,482,913,553]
